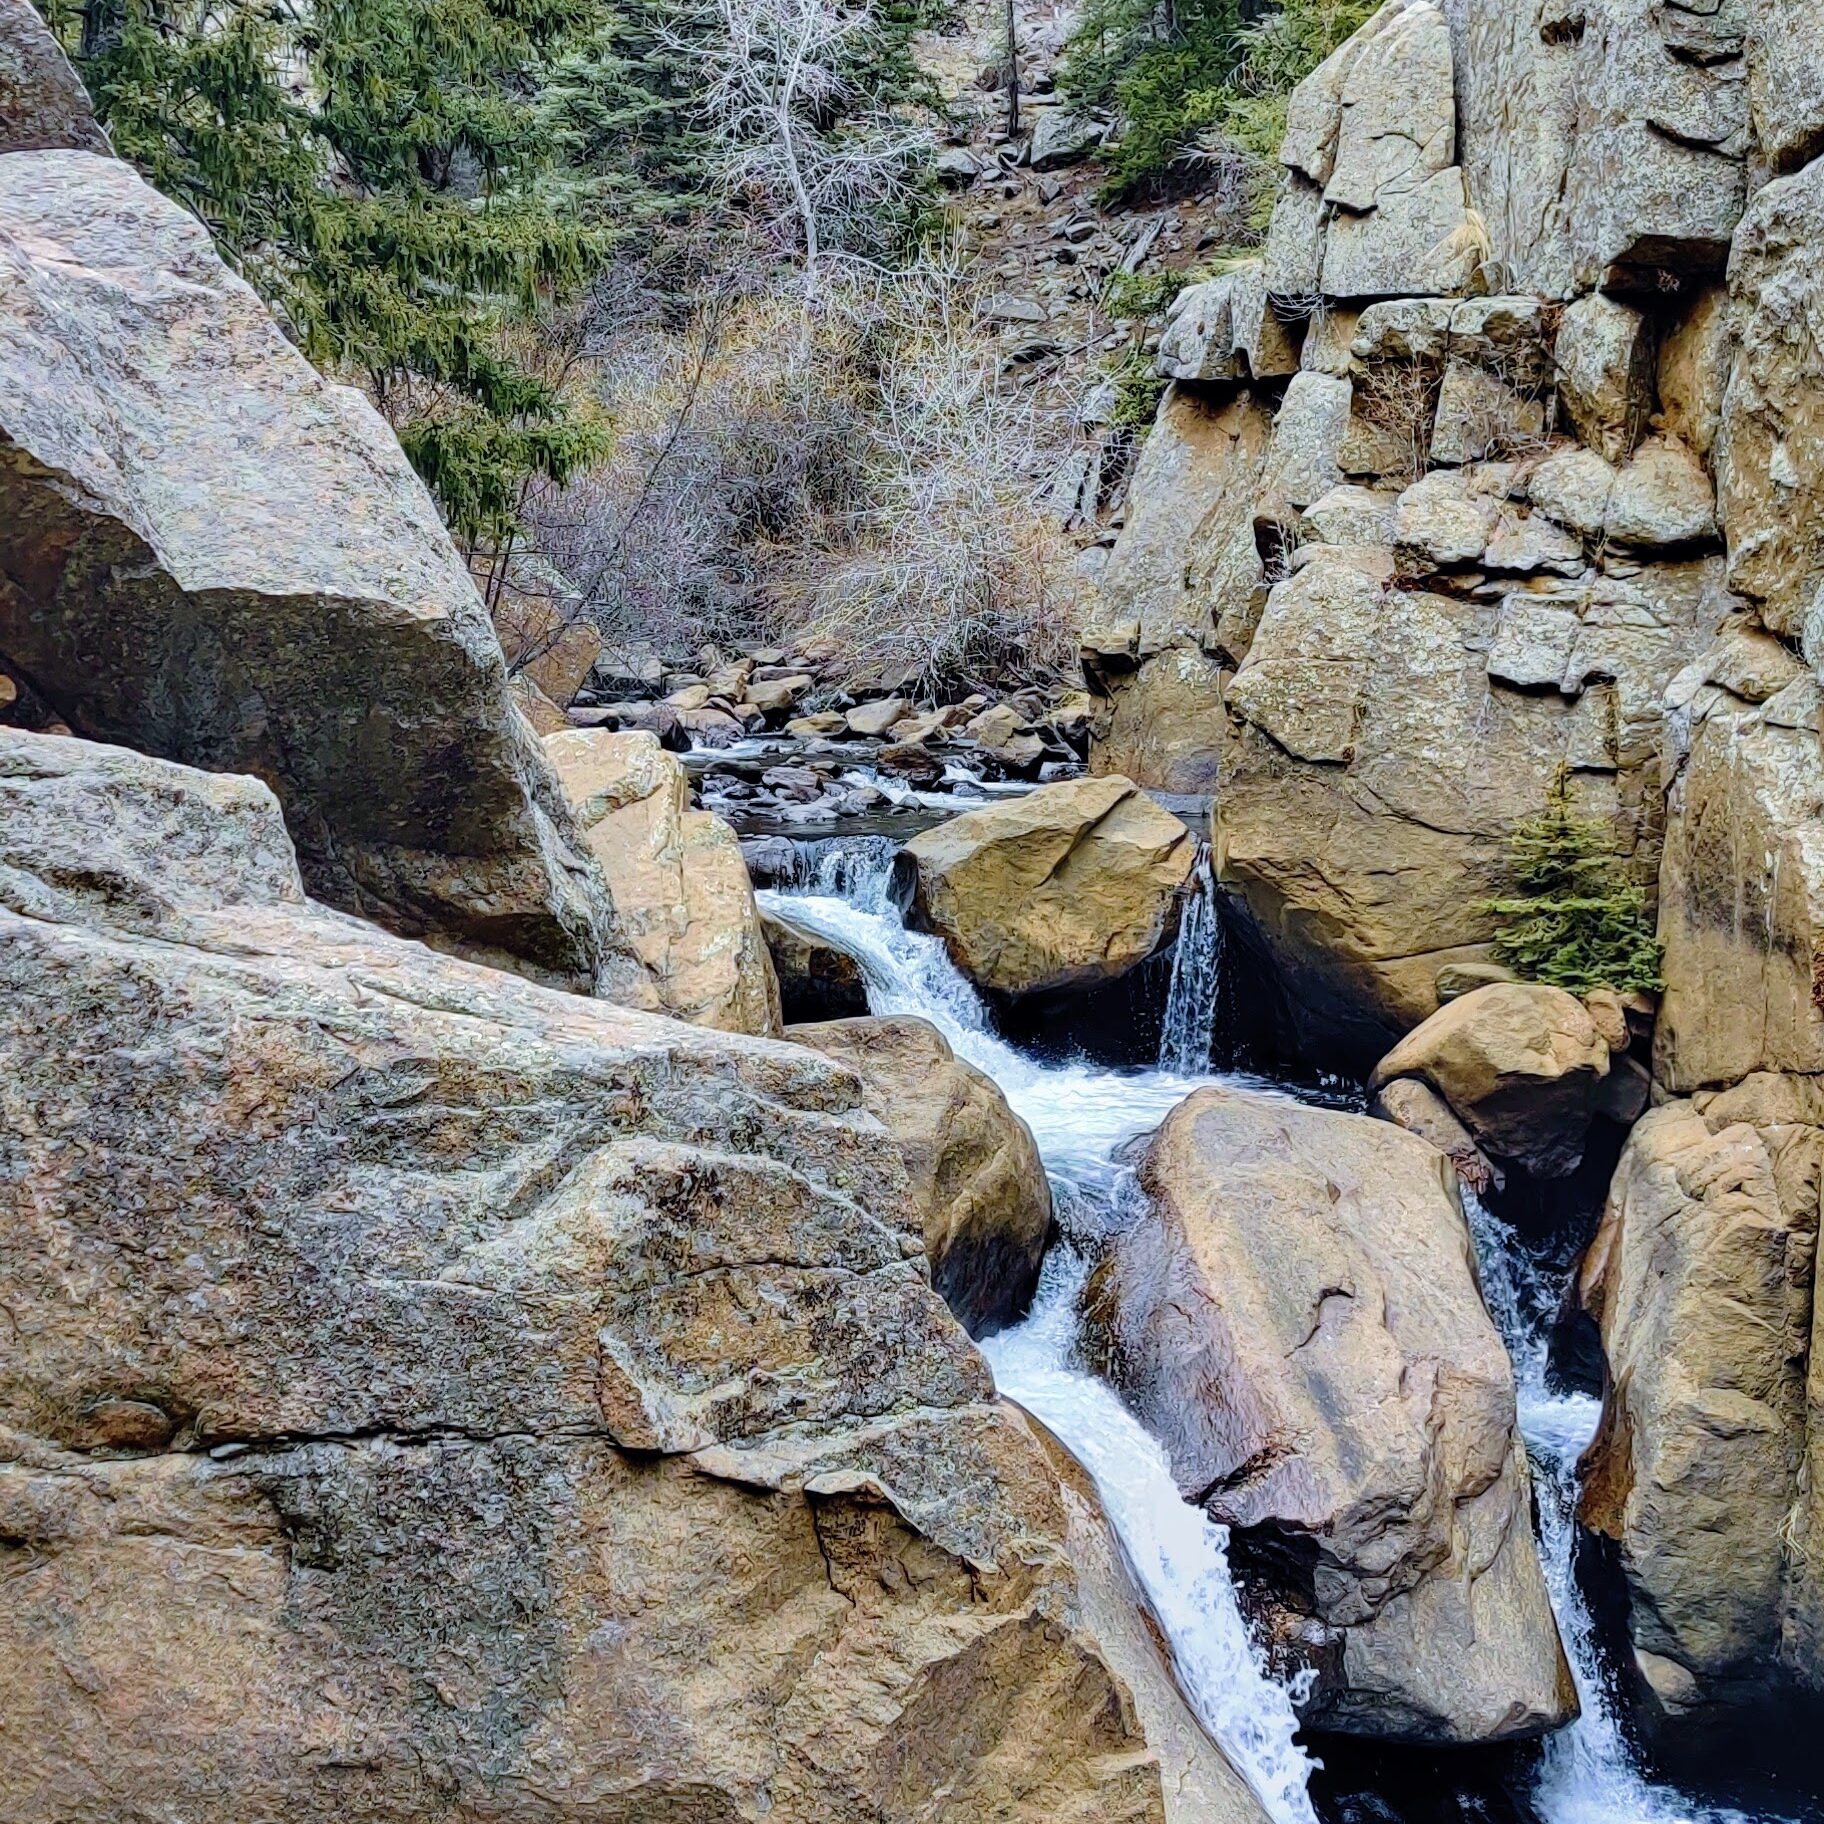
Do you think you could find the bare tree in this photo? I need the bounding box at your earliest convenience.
[674,0,930,360]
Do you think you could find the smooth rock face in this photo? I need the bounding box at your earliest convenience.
[1368,981,1613,1176]
[544,728,781,1036]
[0,0,108,151]
[791,1016,1053,1337]
[899,777,1197,998]
[0,727,1194,1824]
[1717,154,1824,655]
[0,151,618,992]
[1083,386,1275,667]
[1580,1098,1813,1718]
[1087,1085,1575,1745]
[1215,549,1722,1065]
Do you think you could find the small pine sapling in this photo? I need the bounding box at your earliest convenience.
[1479,767,1663,996]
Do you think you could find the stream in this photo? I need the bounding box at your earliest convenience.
[759,838,1787,1824]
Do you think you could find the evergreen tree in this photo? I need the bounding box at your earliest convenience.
[1062,0,1374,202]
[51,0,614,547]
[1479,767,1663,996]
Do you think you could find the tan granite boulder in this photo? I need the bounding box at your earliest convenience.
[1579,1097,1815,1719]
[899,776,1197,998]
[1086,1084,1574,1745]
[0,725,1209,1824]
[791,1016,1052,1336]
[1368,981,1613,1176]
[545,728,781,1036]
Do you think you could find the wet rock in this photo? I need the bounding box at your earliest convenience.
[898,775,1196,998]
[846,696,912,737]
[791,1016,1052,1336]
[762,907,870,1023]
[545,729,782,1036]
[1367,981,1613,1176]
[1370,1075,1503,1193]
[1086,1083,1574,1745]
[0,151,618,994]
[0,725,1188,1824]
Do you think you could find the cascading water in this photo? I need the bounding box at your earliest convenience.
[1160,845,1222,1076]
[759,838,1319,1824]
[765,830,1786,1824]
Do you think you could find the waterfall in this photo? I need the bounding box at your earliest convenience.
[1160,845,1222,1075]
[763,832,1783,1824]
[1461,1190,1761,1824]
[760,854,1320,1824]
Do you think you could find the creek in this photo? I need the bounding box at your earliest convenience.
[758,835,1794,1824]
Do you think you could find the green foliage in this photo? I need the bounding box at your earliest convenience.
[1102,265,1187,318]
[54,0,618,545]
[1106,341,1167,427]
[1479,768,1664,996]
[1063,0,1376,203]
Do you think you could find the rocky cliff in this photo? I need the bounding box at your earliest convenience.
[1085,0,1824,1740]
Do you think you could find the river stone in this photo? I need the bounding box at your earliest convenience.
[1579,1100,1812,1719]
[899,777,1196,998]
[791,1015,1052,1337]
[1086,1084,1575,1745]
[0,724,1210,1824]
[1370,1075,1502,1193]
[1716,154,1824,653]
[544,729,781,1036]
[1367,981,1613,1176]
[1,0,108,152]
[0,151,623,994]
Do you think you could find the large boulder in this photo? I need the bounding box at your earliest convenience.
[1367,981,1615,1177]
[0,726,1231,1824]
[0,150,620,994]
[790,1016,1052,1337]
[762,906,870,1023]
[1579,1097,1814,1723]
[544,728,781,1036]
[897,777,1197,999]
[1086,1084,1574,1745]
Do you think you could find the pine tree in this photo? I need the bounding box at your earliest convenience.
[1479,767,1663,996]
[52,0,614,548]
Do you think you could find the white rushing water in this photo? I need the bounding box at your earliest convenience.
[1461,1191,1768,1824]
[760,846,1320,1824]
[766,835,1779,1824]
